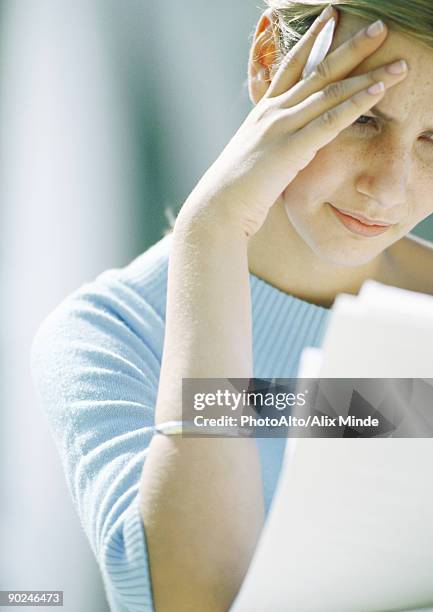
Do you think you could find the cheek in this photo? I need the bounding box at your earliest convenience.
[404,166,433,229]
[412,174,433,222]
[282,143,348,210]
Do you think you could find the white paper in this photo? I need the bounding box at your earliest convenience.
[231,437,433,612]
[319,282,433,378]
[231,281,433,612]
[297,346,324,379]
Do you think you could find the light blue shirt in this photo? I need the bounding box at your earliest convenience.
[31,233,331,612]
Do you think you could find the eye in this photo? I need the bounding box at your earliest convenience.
[352,115,378,129]
[351,116,433,145]
[419,132,433,144]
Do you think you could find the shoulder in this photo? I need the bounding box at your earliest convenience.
[385,233,433,296]
[100,230,173,318]
[33,232,173,344]
[31,232,173,413]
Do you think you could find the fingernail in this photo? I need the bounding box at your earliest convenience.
[368,81,385,95]
[366,19,385,38]
[386,59,408,74]
[319,4,334,22]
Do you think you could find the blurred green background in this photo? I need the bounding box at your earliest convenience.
[412,216,433,241]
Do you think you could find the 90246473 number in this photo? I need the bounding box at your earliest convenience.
[0,591,63,606]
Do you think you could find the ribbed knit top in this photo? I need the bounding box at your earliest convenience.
[30,232,331,612]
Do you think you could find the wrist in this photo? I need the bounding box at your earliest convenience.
[174,196,249,245]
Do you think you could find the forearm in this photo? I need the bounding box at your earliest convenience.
[139,205,264,612]
[157,205,253,417]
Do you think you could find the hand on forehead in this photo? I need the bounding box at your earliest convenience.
[332,12,424,75]
[331,12,433,122]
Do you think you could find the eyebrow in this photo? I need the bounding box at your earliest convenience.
[371,105,433,132]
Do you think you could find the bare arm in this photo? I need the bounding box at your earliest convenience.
[139,208,264,612]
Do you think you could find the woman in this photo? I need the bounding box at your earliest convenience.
[31,1,433,611]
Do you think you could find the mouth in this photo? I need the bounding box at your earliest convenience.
[328,204,394,238]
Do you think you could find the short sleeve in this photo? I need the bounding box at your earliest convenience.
[30,236,171,612]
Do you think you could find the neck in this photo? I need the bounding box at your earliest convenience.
[247,197,394,309]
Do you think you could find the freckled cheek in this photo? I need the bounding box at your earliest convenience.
[282,143,352,209]
[407,175,433,225]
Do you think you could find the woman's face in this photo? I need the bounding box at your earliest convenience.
[253,13,433,267]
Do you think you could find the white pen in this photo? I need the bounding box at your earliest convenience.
[302,11,337,79]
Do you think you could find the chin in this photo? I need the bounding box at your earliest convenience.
[284,200,393,267]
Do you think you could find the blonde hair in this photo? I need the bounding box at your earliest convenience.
[265,0,433,60]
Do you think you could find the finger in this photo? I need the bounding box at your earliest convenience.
[277,19,389,109]
[277,58,408,128]
[289,80,388,166]
[266,4,338,99]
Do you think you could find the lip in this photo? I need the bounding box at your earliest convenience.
[328,204,393,238]
[333,207,392,226]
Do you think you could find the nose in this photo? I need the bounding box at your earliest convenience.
[355,144,411,211]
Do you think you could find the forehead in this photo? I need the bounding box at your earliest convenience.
[330,13,433,124]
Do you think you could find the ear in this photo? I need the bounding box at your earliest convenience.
[248,9,280,105]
